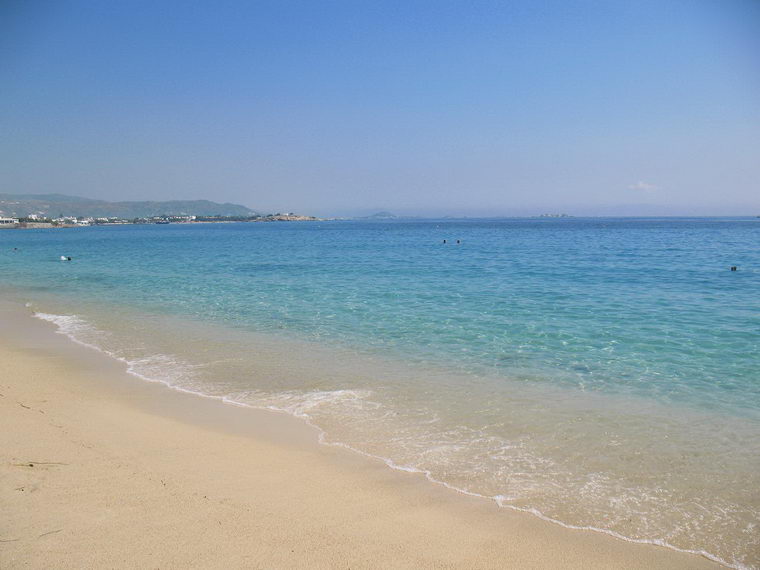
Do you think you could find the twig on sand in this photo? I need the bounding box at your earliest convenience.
[38,529,63,538]
[0,538,20,543]
[16,401,44,413]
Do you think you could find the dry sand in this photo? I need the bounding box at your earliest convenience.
[0,302,720,569]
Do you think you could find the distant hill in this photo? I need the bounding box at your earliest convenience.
[0,193,258,218]
[362,211,398,219]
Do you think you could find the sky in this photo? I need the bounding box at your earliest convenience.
[1,0,759,217]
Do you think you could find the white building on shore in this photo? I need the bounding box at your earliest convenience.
[0,217,19,228]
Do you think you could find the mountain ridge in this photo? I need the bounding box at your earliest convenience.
[0,193,258,218]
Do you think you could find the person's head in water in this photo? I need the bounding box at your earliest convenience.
[443,239,446,244]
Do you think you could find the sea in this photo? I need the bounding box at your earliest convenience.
[1,218,758,568]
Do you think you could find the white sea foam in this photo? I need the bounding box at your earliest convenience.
[35,312,104,352]
[239,388,376,418]
[32,310,751,570]
[34,312,211,399]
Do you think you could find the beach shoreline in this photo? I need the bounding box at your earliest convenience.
[0,299,721,569]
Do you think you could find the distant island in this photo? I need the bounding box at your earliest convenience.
[361,211,399,220]
[0,193,319,227]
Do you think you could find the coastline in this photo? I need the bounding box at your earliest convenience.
[0,300,720,569]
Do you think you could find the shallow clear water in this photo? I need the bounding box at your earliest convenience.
[1,219,759,567]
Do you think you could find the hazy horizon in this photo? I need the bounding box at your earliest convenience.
[2,1,759,217]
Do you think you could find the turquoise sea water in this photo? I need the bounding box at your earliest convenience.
[1,219,759,567]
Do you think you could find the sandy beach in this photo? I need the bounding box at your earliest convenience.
[0,301,720,569]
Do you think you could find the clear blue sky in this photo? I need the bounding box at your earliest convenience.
[2,0,759,216]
